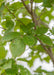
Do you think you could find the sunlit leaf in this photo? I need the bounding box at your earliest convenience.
[2,32,20,43]
[10,38,25,58]
[0,46,7,59]
[38,35,52,46]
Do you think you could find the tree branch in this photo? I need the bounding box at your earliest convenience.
[21,0,54,64]
[21,0,39,29]
[37,37,54,64]
[21,0,48,28]
[21,0,31,14]
[30,0,33,13]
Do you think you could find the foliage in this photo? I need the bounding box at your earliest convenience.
[0,0,54,75]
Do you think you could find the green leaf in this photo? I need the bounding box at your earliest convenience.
[0,46,7,59]
[1,60,12,70]
[10,38,25,58]
[5,68,18,75]
[14,21,21,31]
[36,45,45,53]
[20,25,29,33]
[2,32,20,43]
[27,23,35,29]
[34,0,43,3]
[23,35,36,46]
[8,2,23,12]
[34,66,48,73]
[1,21,6,29]
[17,65,31,75]
[0,59,7,66]
[4,17,14,34]
[43,0,52,7]
[0,36,3,46]
[17,58,29,63]
[0,2,5,16]
[20,23,35,34]
[52,48,54,54]
[36,26,48,35]
[19,18,31,25]
[38,35,52,46]
[6,17,14,29]
[43,56,50,63]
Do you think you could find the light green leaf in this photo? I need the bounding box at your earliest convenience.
[38,35,52,46]
[19,18,31,25]
[2,32,20,43]
[0,46,7,59]
[43,56,50,63]
[52,48,54,54]
[0,59,7,66]
[34,66,48,73]
[14,21,21,31]
[0,2,5,16]
[10,38,25,58]
[8,2,23,12]
[2,60,12,70]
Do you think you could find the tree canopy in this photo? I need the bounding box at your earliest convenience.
[0,0,54,75]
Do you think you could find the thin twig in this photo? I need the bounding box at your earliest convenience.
[5,5,25,25]
[0,27,6,30]
[30,0,33,13]
[21,0,38,28]
[21,0,31,14]
[40,20,48,27]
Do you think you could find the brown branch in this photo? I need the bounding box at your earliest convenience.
[21,0,39,29]
[5,5,25,25]
[39,8,46,19]
[22,0,54,64]
[22,0,48,28]
[30,0,33,13]
[21,0,31,14]
[37,37,54,64]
